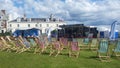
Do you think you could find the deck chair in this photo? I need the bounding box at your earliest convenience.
[49,41,62,57]
[59,37,69,50]
[112,40,120,58]
[80,38,90,50]
[13,37,24,53]
[17,37,31,53]
[43,36,50,47]
[0,37,12,52]
[90,38,98,51]
[69,41,80,58]
[0,40,4,50]
[76,38,82,46]
[6,36,19,51]
[34,37,46,54]
[97,39,110,62]
[29,38,37,48]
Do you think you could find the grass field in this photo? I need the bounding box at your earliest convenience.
[0,50,120,68]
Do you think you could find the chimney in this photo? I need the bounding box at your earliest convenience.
[1,10,6,15]
[49,14,53,21]
[23,13,26,20]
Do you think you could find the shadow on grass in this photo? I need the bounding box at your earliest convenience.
[88,56,100,61]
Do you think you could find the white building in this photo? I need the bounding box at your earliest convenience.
[8,14,66,33]
[0,10,8,33]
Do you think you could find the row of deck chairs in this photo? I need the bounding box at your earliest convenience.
[77,38,120,62]
[0,36,80,58]
[0,36,120,61]
[97,39,120,62]
[76,38,98,50]
[0,36,48,54]
[49,37,80,57]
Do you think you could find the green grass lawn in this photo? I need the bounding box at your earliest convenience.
[0,50,120,68]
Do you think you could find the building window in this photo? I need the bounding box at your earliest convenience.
[40,24,42,27]
[1,30,4,33]
[47,24,49,27]
[17,24,19,27]
[56,24,59,27]
[10,24,12,27]
[28,24,30,27]
[40,30,42,33]
[35,24,38,27]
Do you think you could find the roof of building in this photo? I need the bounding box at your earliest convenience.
[9,17,64,23]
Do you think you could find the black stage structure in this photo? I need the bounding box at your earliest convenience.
[58,24,98,38]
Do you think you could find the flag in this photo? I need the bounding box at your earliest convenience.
[109,21,117,40]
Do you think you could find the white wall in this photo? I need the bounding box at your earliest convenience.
[8,21,66,33]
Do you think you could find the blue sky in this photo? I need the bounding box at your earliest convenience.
[0,0,120,26]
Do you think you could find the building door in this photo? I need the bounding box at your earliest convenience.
[1,30,4,33]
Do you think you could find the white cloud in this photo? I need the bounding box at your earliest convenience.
[1,0,120,26]
[0,0,23,20]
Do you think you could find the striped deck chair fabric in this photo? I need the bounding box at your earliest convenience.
[34,38,46,54]
[80,38,90,49]
[97,39,110,62]
[90,38,98,51]
[17,37,31,53]
[43,36,49,48]
[83,38,89,45]
[29,38,37,48]
[59,37,68,49]
[23,38,31,48]
[49,41,62,57]
[69,41,80,58]
[13,38,24,53]
[112,40,120,57]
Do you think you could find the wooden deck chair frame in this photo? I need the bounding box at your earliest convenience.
[90,38,98,51]
[97,39,110,62]
[112,40,120,58]
[59,37,69,50]
[28,38,37,48]
[69,41,80,58]
[17,36,31,53]
[49,41,62,57]
[0,36,12,52]
[34,37,46,54]
[0,40,3,50]
[6,36,19,51]
[13,37,24,53]
[79,38,90,50]
[42,36,50,49]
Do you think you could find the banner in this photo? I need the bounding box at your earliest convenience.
[109,21,117,40]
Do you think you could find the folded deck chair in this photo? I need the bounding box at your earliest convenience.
[49,41,62,57]
[90,38,98,51]
[97,39,110,62]
[69,41,80,58]
[0,37,12,52]
[112,40,120,57]
[18,37,31,53]
[6,36,18,51]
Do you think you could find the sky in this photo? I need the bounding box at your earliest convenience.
[0,0,120,26]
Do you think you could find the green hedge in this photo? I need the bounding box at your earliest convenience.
[0,32,12,36]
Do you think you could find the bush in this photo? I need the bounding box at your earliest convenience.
[0,32,12,36]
